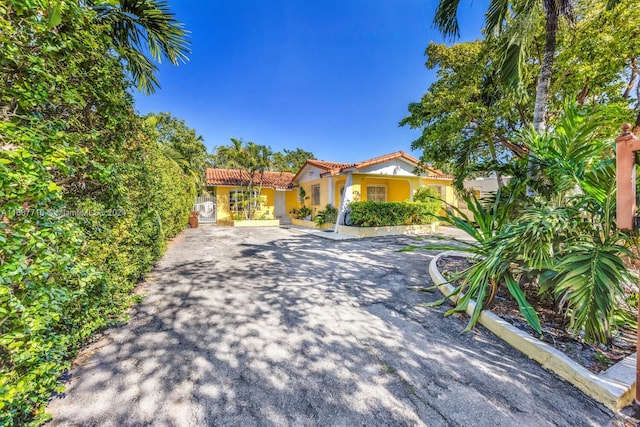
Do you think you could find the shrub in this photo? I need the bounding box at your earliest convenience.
[0,2,199,424]
[404,105,636,345]
[314,204,338,226]
[348,200,438,227]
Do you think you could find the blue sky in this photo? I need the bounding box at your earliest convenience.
[133,1,487,163]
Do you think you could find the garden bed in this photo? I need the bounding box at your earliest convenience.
[428,252,637,410]
[436,254,636,373]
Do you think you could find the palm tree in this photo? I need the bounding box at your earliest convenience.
[433,0,576,133]
[88,0,190,94]
[219,139,273,219]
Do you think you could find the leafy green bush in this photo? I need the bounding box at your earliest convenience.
[0,2,201,424]
[404,105,636,345]
[314,204,338,226]
[413,186,441,204]
[348,200,438,227]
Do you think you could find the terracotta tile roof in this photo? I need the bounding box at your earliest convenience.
[290,151,453,182]
[355,151,419,169]
[205,168,294,190]
[306,159,356,171]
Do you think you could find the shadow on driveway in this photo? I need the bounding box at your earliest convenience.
[47,227,613,426]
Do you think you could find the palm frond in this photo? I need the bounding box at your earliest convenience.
[485,0,510,35]
[553,242,633,343]
[433,0,462,40]
[495,6,540,87]
[90,0,190,93]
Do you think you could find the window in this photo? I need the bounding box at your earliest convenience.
[367,186,386,202]
[229,189,259,213]
[311,184,320,205]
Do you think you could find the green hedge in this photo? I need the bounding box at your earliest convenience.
[0,2,201,424]
[348,200,440,227]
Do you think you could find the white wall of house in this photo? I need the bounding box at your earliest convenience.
[296,165,326,184]
[357,159,417,176]
[463,176,507,198]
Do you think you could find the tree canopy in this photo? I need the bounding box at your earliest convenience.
[403,0,639,184]
[212,144,315,174]
[272,148,316,173]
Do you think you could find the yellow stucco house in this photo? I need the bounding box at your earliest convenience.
[292,151,456,224]
[204,168,298,222]
[203,151,456,225]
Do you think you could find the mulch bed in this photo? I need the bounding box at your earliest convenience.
[436,255,637,374]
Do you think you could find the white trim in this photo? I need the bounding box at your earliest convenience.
[327,177,334,208]
[334,171,353,233]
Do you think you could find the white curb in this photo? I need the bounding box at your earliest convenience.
[429,251,636,411]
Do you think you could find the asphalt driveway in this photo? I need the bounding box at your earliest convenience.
[47,226,614,426]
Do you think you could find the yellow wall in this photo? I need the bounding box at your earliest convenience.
[294,174,452,215]
[359,176,417,202]
[420,177,458,207]
[215,187,230,220]
[285,190,298,216]
[302,175,423,208]
[298,178,329,210]
[333,178,346,206]
[209,186,291,220]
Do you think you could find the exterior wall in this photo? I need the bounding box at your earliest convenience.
[209,185,291,220]
[350,175,362,202]
[359,176,417,202]
[357,159,420,176]
[463,176,504,198]
[298,178,328,211]
[421,177,457,207]
[333,177,347,207]
[260,188,275,217]
[215,186,231,221]
[285,190,298,217]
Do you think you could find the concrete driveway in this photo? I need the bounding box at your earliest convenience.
[47,226,613,426]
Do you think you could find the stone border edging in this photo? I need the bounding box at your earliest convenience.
[429,251,636,411]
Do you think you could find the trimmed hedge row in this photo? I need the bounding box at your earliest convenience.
[348,200,440,227]
[0,2,202,424]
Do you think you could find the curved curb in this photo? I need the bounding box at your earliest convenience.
[429,251,636,411]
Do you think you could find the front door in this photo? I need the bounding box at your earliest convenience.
[274,191,286,219]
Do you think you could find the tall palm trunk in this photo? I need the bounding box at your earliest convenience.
[533,4,560,133]
[527,4,560,185]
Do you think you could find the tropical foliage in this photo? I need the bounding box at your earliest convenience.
[314,204,338,226]
[403,0,638,344]
[407,105,636,344]
[215,139,273,220]
[0,1,200,424]
[212,144,315,174]
[403,0,639,183]
[272,148,316,173]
